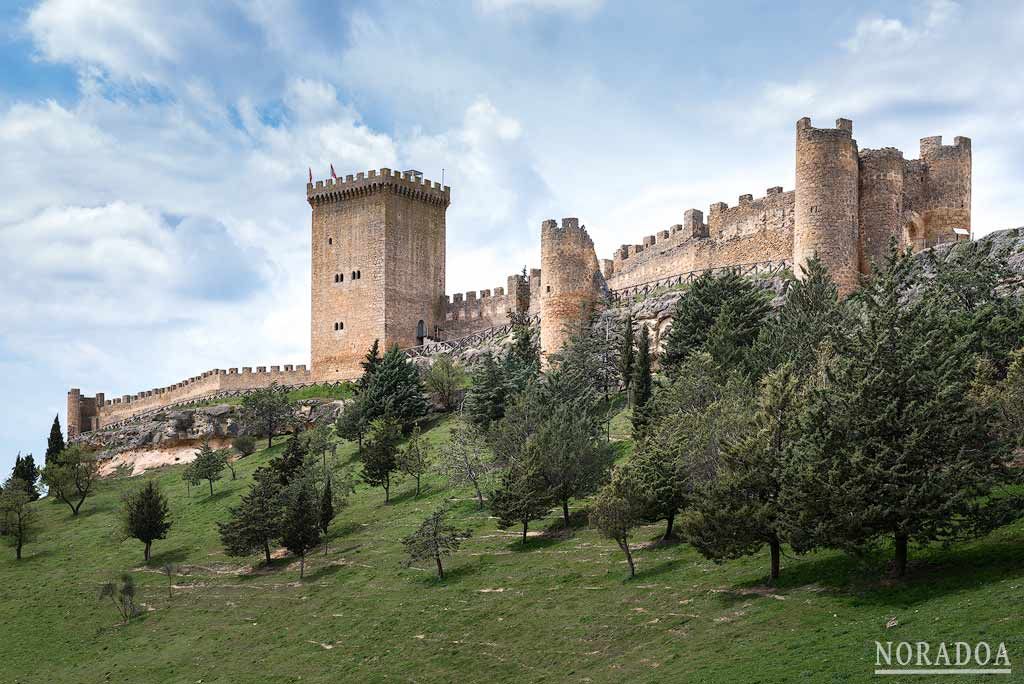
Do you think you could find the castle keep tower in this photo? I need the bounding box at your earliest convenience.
[307,169,450,381]
[539,218,605,361]
[794,117,860,295]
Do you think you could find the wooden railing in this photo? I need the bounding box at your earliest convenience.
[608,259,792,301]
[404,314,541,359]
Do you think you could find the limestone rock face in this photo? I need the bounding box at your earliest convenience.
[73,399,347,461]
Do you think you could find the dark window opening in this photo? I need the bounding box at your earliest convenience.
[351,270,357,280]
[357,270,362,279]
[339,273,344,282]
[416,319,426,345]
[546,285,551,293]
[328,237,333,245]
[334,322,345,331]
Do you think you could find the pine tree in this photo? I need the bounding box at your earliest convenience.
[336,395,370,451]
[783,245,1015,577]
[191,438,228,496]
[397,426,430,497]
[361,345,429,429]
[630,324,653,436]
[590,467,646,578]
[270,430,308,486]
[463,352,508,427]
[121,481,172,562]
[361,418,402,503]
[662,271,770,374]
[10,454,40,501]
[240,383,293,449]
[618,312,635,399]
[0,480,37,560]
[503,311,540,390]
[489,463,551,543]
[218,468,283,564]
[279,474,322,578]
[684,364,800,580]
[319,476,335,554]
[358,339,383,389]
[402,505,471,579]
[752,256,840,380]
[45,415,65,465]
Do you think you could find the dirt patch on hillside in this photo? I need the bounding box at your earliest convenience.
[100,439,231,477]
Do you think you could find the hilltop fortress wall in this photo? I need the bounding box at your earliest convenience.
[66,116,972,437]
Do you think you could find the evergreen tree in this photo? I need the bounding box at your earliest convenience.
[336,395,370,451]
[270,430,308,486]
[630,324,653,437]
[402,505,471,579]
[683,365,800,580]
[503,311,541,390]
[191,438,228,496]
[590,467,646,578]
[634,353,754,540]
[0,479,37,560]
[752,256,840,380]
[397,426,430,497]
[121,481,172,562]
[489,462,551,544]
[45,415,65,465]
[661,271,770,374]
[10,454,40,501]
[361,345,429,430]
[41,444,100,516]
[319,476,335,554]
[618,311,635,399]
[463,352,508,427]
[361,418,402,503]
[232,435,257,459]
[182,462,200,498]
[783,245,1015,576]
[279,474,322,579]
[240,383,293,449]
[218,468,283,564]
[358,339,383,389]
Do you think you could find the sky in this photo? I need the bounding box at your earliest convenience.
[2,0,1023,476]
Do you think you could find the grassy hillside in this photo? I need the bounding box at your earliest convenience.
[2,417,1022,683]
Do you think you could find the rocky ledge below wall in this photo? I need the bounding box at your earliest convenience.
[74,399,347,477]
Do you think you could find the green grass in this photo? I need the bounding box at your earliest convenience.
[2,418,1023,683]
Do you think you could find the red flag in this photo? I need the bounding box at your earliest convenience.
[308,167,312,183]
[330,163,338,180]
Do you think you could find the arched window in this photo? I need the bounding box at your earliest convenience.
[334,322,344,331]
[339,273,344,282]
[352,270,357,280]
[357,270,362,279]
[416,319,426,345]
[328,237,333,245]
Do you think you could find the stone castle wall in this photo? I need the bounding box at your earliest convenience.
[442,272,530,338]
[67,364,312,436]
[604,188,795,291]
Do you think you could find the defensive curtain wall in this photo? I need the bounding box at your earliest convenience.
[67,116,971,435]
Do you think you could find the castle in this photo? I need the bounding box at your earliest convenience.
[66,117,971,436]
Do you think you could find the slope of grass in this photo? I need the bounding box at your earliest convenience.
[2,418,1023,683]
[190,383,355,408]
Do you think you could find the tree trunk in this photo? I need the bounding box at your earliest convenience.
[145,541,152,562]
[208,480,214,497]
[16,538,22,560]
[769,538,780,581]
[73,496,85,515]
[621,539,635,578]
[475,486,484,510]
[894,534,908,577]
[267,431,273,449]
[384,481,390,504]
[263,540,272,565]
[415,476,421,497]
[562,500,570,527]
[522,521,529,544]
[663,511,676,541]
[300,554,305,579]
[435,553,444,579]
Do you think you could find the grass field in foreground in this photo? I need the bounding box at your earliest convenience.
[1,416,1022,684]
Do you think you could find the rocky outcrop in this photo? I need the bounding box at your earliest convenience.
[75,399,347,473]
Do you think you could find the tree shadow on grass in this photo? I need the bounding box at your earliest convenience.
[506,534,564,553]
[638,556,683,580]
[729,529,1024,609]
[305,561,347,581]
[415,561,477,586]
[145,546,191,567]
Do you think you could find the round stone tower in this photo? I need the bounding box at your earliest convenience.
[857,147,905,274]
[794,117,860,295]
[539,217,604,362]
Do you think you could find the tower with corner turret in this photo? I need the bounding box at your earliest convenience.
[307,169,450,381]
[539,217,606,361]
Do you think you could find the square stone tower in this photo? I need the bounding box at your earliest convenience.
[307,168,450,381]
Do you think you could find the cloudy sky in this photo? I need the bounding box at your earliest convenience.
[2,0,1023,475]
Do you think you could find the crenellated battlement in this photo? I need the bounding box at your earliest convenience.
[307,168,450,207]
